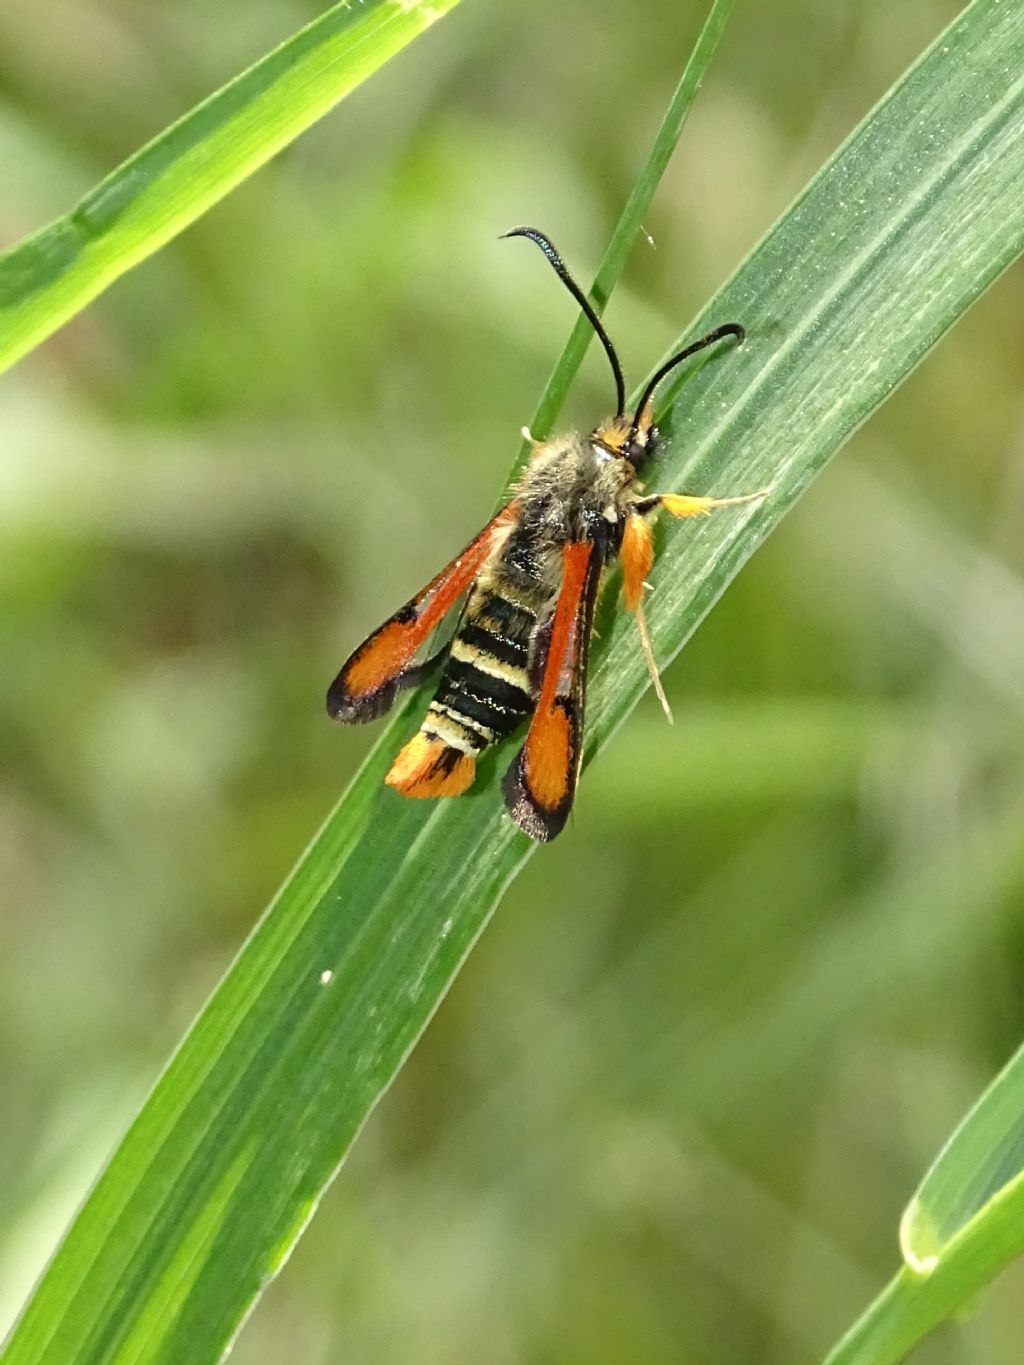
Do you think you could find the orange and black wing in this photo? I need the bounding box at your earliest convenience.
[327,506,515,723]
[502,540,604,841]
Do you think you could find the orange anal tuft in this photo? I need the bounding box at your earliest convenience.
[386,732,476,798]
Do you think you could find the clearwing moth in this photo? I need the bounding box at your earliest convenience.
[328,228,765,841]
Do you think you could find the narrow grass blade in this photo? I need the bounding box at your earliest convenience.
[902,1041,1024,1273]
[0,0,461,373]
[508,0,737,478]
[1,11,743,1364]
[823,1041,1024,1365]
[5,2,1024,1365]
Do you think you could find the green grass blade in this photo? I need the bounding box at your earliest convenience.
[822,1040,1024,1365]
[5,2,1024,1364]
[0,0,461,373]
[902,1039,1024,1273]
[578,0,1024,763]
[0,11,739,1364]
[824,1187,1024,1365]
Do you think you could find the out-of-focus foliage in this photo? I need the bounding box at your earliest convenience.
[2,2,1024,1363]
[0,0,462,371]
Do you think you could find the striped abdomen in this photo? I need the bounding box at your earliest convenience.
[384,535,555,799]
[424,570,544,755]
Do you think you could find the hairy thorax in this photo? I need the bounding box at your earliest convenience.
[513,430,644,546]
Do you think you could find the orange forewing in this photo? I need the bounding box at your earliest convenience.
[502,540,602,840]
[327,505,515,723]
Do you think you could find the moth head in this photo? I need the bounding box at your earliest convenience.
[590,413,660,471]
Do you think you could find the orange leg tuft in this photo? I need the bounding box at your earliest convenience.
[620,513,655,613]
[659,489,768,519]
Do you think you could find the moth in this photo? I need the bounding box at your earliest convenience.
[327,227,764,841]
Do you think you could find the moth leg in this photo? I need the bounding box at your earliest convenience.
[619,488,767,722]
[619,513,671,722]
[636,489,769,519]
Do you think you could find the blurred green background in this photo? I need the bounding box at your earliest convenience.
[3,0,1024,1361]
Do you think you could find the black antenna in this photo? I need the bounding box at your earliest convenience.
[630,323,745,438]
[502,226,626,417]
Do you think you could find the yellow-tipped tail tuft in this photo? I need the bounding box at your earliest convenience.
[386,732,476,798]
